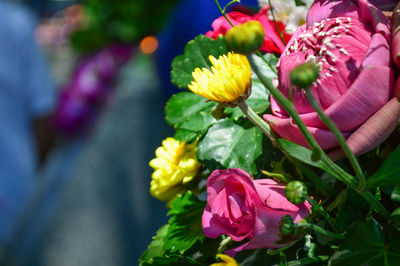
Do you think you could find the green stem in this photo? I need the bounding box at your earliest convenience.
[307,196,338,232]
[256,51,278,75]
[295,223,345,239]
[214,0,234,27]
[238,101,276,144]
[222,0,240,14]
[305,89,366,190]
[268,0,286,45]
[248,54,389,217]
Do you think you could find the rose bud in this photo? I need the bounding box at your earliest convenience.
[225,21,265,54]
[202,169,311,256]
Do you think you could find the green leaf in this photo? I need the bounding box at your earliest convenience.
[287,256,329,266]
[197,119,263,175]
[335,188,369,231]
[140,254,200,266]
[278,139,335,174]
[140,224,169,265]
[165,92,217,131]
[163,191,206,254]
[170,35,228,89]
[224,76,270,120]
[367,146,400,189]
[390,207,400,231]
[174,128,203,143]
[330,219,400,265]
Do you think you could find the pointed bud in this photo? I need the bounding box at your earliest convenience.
[285,181,308,204]
[225,21,264,54]
[279,215,295,235]
[290,63,320,89]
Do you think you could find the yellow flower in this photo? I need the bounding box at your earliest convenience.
[149,137,200,203]
[188,52,252,103]
[210,254,239,266]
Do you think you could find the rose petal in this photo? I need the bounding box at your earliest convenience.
[253,180,299,212]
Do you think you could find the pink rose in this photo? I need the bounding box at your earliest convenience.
[202,169,311,256]
[264,0,400,158]
[206,7,291,54]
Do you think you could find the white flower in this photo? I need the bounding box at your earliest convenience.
[258,0,309,34]
[286,6,308,33]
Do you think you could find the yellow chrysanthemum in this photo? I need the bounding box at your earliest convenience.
[149,137,200,203]
[188,52,252,103]
[210,254,239,266]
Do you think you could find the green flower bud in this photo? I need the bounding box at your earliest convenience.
[285,181,308,204]
[290,62,320,89]
[225,21,265,54]
[279,215,295,235]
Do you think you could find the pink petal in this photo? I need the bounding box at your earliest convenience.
[306,0,358,27]
[263,114,345,149]
[329,98,400,160]
[362,33,391,67]
[301,65,393,132]
[253,180,299,212]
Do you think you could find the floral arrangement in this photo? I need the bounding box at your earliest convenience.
[141,0,400,265]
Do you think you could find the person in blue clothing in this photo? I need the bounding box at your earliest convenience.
[0,0,55,245]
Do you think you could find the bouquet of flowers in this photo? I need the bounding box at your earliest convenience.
[141,0,400,265]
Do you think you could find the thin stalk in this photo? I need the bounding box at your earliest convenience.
[222,0,240,14]
[268,0,286,45]
[214,0,234,27]
[305,89,366,190]
[248,54,389,217]
[256,51,278,75]
[238,101,276,144]
[307,196,338,232]
[295,223,345,239]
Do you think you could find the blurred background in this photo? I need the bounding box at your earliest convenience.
[0,0,256,265]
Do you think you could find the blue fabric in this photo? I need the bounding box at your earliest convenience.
[0,2,55,243]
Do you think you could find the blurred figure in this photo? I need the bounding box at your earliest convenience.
[0,0,55,246]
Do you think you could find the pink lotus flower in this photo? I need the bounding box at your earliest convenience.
[202,169,311,256]
[206,7,291,54]
[264,0,400,157]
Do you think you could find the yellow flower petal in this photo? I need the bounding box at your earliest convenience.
[210,254,239,266]
[149,138,201,203]
[188,52,251,103]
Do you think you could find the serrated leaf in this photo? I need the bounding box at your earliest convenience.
[367,146,400,189]
[330,219,400,265]
[224,76,270,120]
[165,92,217,137]
[140,224,169,265]
[163,191,206,254]
[171,35,227,89]
[197,119,263,175]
